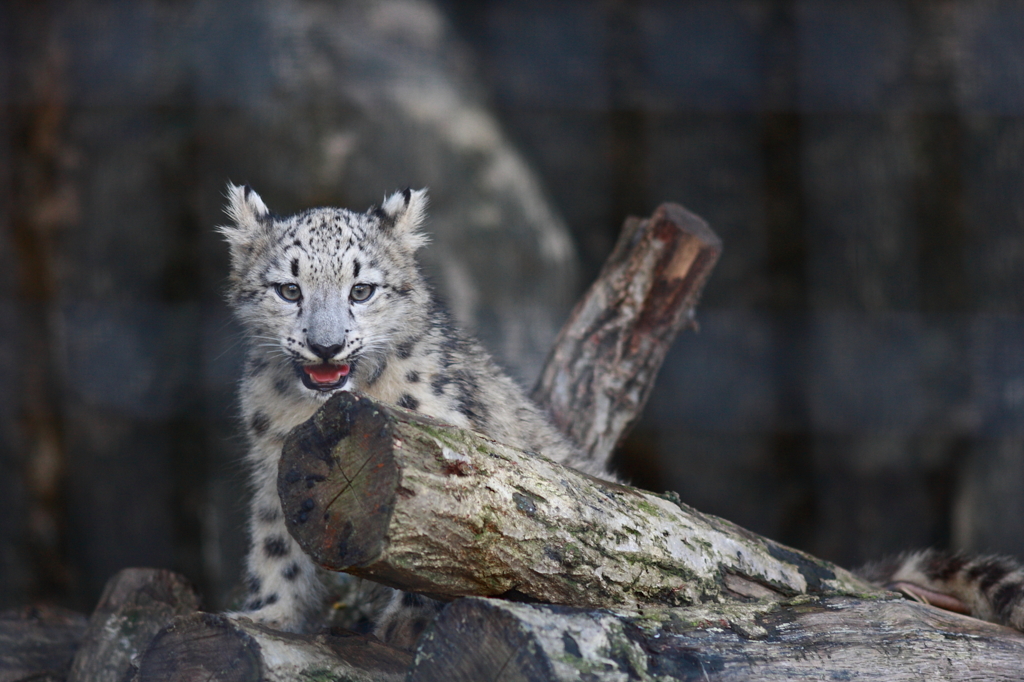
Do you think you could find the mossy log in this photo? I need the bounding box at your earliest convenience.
[532,202,721,468]
[279,391,875,607]
[408,595,1024,681]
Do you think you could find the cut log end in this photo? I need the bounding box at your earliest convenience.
[411,599,554,682]
[134,613,413,682]
[279,392,400,571]
[136,613,263,682]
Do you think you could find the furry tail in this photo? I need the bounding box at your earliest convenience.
[857,549,1024,631]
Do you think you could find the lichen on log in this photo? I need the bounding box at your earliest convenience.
[279,392,875,608]
[408,595,1024,682]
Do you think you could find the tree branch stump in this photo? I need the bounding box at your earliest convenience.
[532,203,721,466]
[279,392,874,606]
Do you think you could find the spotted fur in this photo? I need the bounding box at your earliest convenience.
[858,549,1024,630]
[221,184,598,649]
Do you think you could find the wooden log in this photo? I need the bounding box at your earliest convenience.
[133,612,411,682]
[67,568,201,682]
[278,392,875,606]
[408,595,1024,682]
[0,604,87,682]
[531,203,721,466]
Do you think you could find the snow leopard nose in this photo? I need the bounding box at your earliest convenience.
[308,342,343,360]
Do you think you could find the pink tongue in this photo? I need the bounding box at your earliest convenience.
[304,364,350,383]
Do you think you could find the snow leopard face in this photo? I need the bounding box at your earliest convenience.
[220,184,430,396]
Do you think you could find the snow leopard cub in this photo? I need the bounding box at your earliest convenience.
[220,184,597,649]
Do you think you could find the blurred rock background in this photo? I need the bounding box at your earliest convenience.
[2,0,1023,613]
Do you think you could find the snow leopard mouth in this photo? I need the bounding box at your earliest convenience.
[295,361,353,392]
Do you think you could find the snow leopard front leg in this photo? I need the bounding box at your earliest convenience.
[230,436,326,631]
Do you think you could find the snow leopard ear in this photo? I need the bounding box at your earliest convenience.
[220,183,272,264]
[224,183,270,231]
[378,188,429,251]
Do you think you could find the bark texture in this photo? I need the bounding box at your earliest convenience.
[0,605,86,682]
[279,392,874,606]
[532,203,721,467]
[408,595,1024,681]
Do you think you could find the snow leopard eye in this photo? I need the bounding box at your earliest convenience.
[350,283,375,302]
[276,283,302,302]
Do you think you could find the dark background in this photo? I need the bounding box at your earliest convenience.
[2,0,1023,614]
